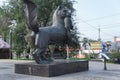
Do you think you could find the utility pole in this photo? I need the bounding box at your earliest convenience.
[98,25,101,41]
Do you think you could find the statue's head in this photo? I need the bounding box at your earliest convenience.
[53,6,70,19]
[52,5,71,27]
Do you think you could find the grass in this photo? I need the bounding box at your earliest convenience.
[68,57,89,60]
[13,58,34,61]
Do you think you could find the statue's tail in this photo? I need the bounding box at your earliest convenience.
[23,0,39,33]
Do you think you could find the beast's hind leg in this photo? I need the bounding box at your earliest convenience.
[33,48,41,64]
[33,48,52,64]
[30,31,35,47]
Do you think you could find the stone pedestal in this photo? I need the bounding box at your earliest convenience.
[15,60,88,77]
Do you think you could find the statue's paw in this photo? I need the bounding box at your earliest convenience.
[32,53,41,64]
[40,56,54,64]
[40,60,52,64]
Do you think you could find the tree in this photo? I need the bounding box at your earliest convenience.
[0,6,11,41]
[3,0,28,57]
[32,0,75,26]
[1,0,77,58]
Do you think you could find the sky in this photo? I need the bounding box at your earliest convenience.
[73,0,120,42]
[0,0,6,6]
[1,0,120,42]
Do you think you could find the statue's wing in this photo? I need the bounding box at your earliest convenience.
[23,0,39,33]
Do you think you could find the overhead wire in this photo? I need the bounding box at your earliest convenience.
[85,12,120,22]
[78,18,115,39]
[100,23,120,29]
[79,18,98,30]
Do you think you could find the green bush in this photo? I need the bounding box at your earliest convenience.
[109,50,120,63]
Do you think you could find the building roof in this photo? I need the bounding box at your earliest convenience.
[0,38,10,49]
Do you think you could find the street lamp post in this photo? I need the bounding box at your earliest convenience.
[104,58,107,70]
[8,20,16,59]
[9,28,12,59]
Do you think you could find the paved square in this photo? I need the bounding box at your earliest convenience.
[0,60,120,80]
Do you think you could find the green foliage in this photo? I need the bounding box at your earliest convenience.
[109,50,120,63]
[0,0,27,56]
[7,0,27,56]
[0,7,10,40]
[31,0,75,26]
[70,26,80,48]
[60,52,67,58]
[12,22,27,54]
[1,0,76,57]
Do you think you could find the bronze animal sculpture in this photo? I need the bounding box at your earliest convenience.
[23,0,78,64]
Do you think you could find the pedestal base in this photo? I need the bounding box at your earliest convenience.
[15,60,88,77]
